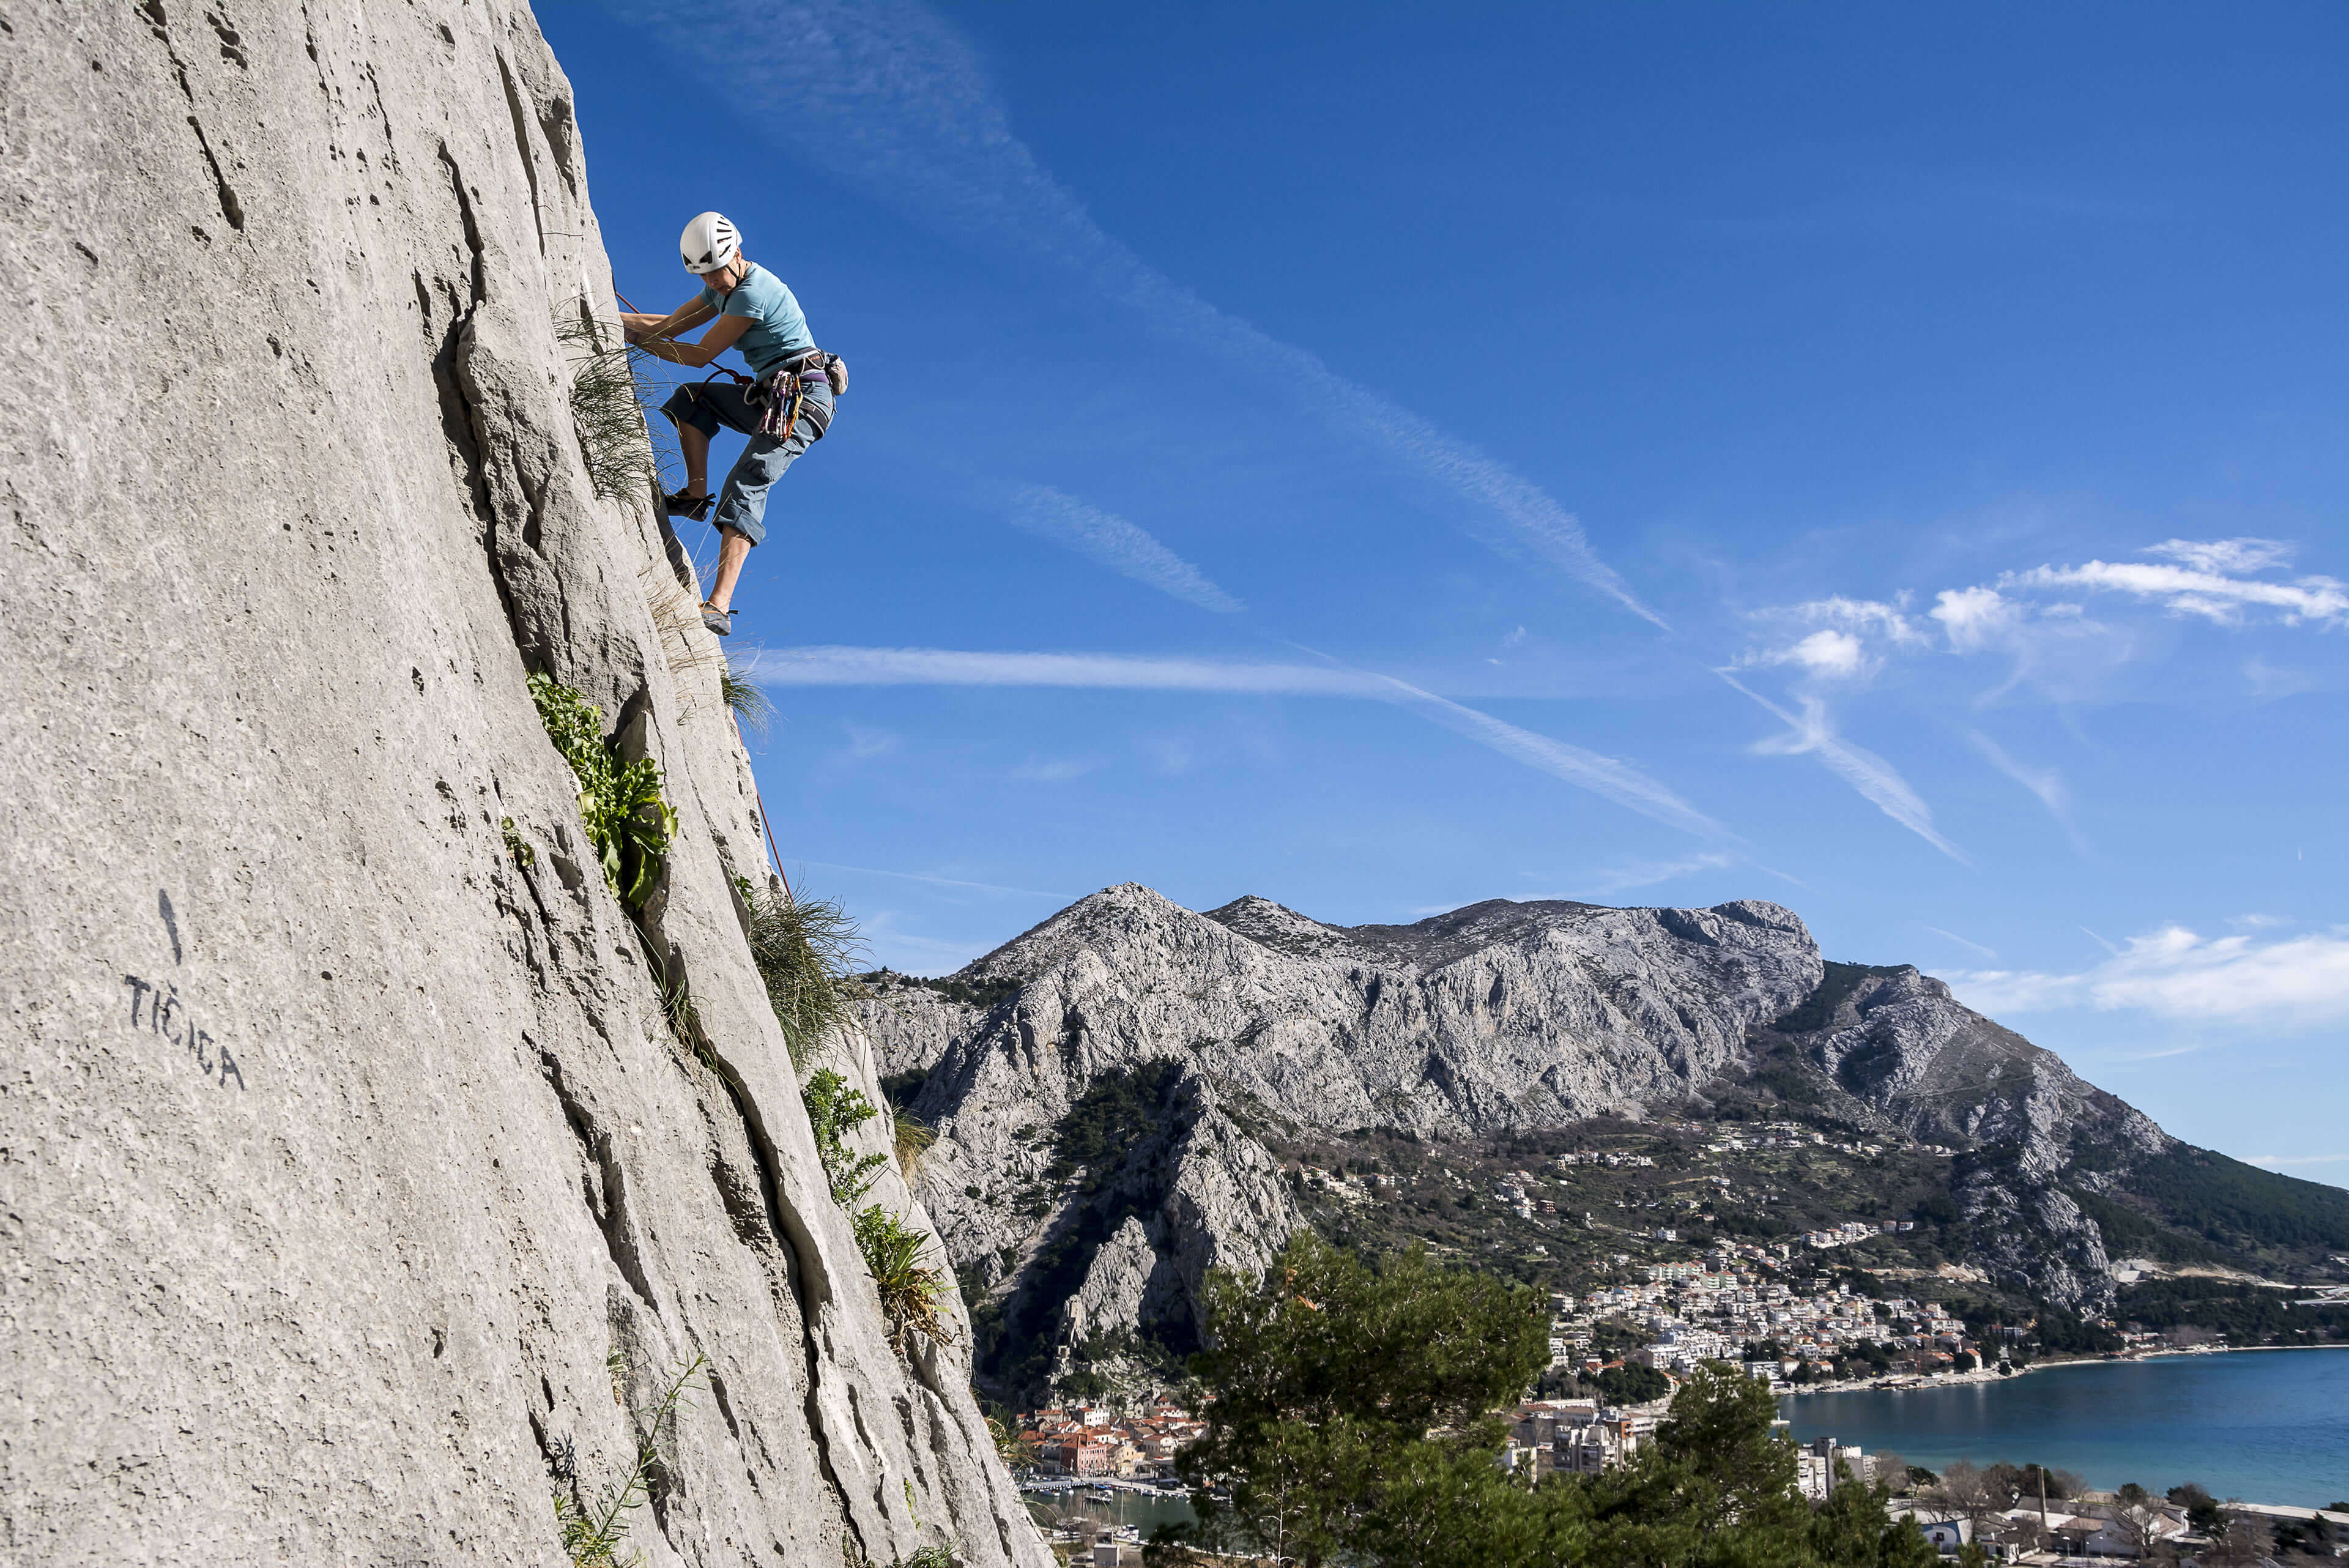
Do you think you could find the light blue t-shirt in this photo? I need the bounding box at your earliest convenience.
[698,262,814,379]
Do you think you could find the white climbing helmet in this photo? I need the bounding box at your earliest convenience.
[679,210,741,274]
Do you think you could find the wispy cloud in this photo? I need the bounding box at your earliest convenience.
[1717,673,1968,863]
[1011,486,1242,613]
[754,645,1722,836]
[759,645,1393,695]
[1923,925,1998,962]
[2244,1152,2349,1167]
[790,858,1069,899]
[1946,925,2349,1028]
[1591,851,1738,893]
[610,0,1661,626]
[1368,677,1726,839]
[1968,730,2088,854]
[1007,755,1104,783]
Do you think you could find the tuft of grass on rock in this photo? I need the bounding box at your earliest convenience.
[892,1109,937,1179]
[747,885,866,1066]
[719,660,771,737]
[554,301,666,502]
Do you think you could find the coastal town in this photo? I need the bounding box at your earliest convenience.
[1011,1204,2348,1564]
[1016,1391,2348,1565]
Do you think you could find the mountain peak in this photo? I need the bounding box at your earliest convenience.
[1200,894,1368,960]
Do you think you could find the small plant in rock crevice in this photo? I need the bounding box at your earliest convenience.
[801,1068,955,1357]
[804,1068,888,1208]
[554,1351,707,1568]
[529,672,678,910]
[853,1206,954,1354]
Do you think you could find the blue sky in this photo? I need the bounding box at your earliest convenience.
[543,2,2348,1186]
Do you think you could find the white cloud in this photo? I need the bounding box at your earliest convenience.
[1798,596,1928,645]
[1946,926,2349,1029]
[1718,674,1969,863]
[2001,548,2347,626]
[756,645,1723,836]
[2244,1153,2349,1167]
[2143,537,2295,574]
[615,0,1663,627]
[1739,596,1924,683]
[1779,629,1870,678]
[1010,486,1242,613]
[1930,586,2024,653]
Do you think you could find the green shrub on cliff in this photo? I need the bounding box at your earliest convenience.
[853,1205,953,1354]
[802,1067,952,1356]
[527,673,677,909]
[804,1068,888,1208]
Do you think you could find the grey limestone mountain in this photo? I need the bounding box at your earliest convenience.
[860,884,2342,1401]
[2,4,1042,1564]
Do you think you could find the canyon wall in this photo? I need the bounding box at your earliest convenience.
[0,3,1043,1563]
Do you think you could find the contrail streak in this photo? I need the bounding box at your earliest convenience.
[606,0,1664,626]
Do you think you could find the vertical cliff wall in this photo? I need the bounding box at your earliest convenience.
[0,4,1045,1564]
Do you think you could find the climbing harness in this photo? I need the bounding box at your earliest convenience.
[748,349,846,442]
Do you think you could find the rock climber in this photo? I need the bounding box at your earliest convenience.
[622,210,842,637]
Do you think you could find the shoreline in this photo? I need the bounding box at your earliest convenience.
[1777,1342,2349,1513]
[1778,1341,2347,1400]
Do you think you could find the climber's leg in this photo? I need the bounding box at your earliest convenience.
[657,385,729,515]
[675,420,712,497]
[702,393,825,617]
[708,527,753,617]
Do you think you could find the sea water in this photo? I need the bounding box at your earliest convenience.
[1781,1348,2349,1506]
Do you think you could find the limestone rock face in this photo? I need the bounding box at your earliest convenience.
[1799,966,2167,1306]
[0,5,1042,1564]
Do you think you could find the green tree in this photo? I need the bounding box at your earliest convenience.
[1163,1235,1548,1568]
[1163,1238,1944,1568]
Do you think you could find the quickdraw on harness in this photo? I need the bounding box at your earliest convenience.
[747,347,847,442]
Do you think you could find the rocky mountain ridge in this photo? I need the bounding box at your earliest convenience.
[859,885,2348,1402]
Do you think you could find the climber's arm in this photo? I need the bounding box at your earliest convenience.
[622,297,717,341]
[628,311,751,368]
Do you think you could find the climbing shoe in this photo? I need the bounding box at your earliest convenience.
[700,602,733,637]
[664,489,714,521]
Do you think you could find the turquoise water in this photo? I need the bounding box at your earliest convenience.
[1782,1349,2349,1506]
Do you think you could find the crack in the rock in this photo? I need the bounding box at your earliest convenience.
[132,0,245,231]
[494,50,546,255]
